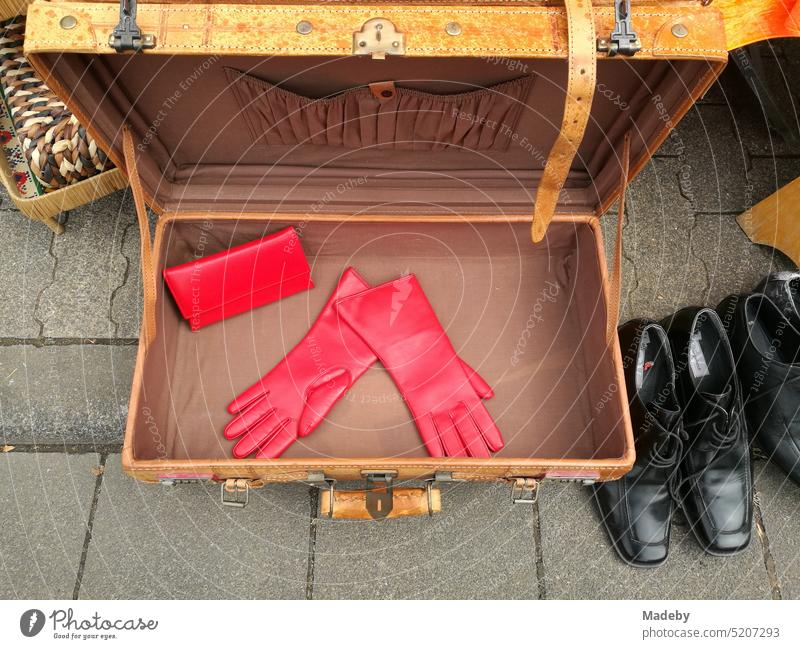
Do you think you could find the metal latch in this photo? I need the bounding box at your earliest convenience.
[307,471,336,518]
[109,0,155,52]
[220,478,250,508]
[362,470,397,519]
[353,18,406,59]
[510,477,539,504]
[597,0,640,56]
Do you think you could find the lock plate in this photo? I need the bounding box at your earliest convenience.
[353,18,406,59]
[362,471,397,519]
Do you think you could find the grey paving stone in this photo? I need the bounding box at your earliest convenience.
[36,190,132,338]
[80,455,310,598]
[0,344,136,445]
[754,460,800,599]
[621,158,707,320]
[656,105,752,214]
[0,452,99,598]
[692,213,795,308]
[108,193,143,339]
[313,482,539,599]
[538,482,772,599]
[0,208,54,338]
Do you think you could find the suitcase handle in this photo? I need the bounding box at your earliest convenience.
[319,486,441,520]
[316,472,441,520]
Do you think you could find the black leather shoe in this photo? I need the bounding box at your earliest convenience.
[719,293,800,485]
[592,320,684,568]
[755,272,800,327]
[663,307,752,555]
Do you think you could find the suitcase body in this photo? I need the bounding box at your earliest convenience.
[23,0,755,515]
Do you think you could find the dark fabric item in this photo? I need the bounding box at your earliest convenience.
[755,272,800,328]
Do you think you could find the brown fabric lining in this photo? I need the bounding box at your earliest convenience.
[131,218,624,462]
[225,68,533,151]
[31,53,716,215]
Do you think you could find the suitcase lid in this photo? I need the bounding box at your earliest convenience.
[23,0,728,234]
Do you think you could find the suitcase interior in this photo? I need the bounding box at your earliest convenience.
[25,44,724,477]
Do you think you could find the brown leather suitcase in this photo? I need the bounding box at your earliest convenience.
[23,0,746,518]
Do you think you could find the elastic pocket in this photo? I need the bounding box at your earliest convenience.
[225,68,533,151]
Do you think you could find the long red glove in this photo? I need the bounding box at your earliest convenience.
[224,267,375,458]
[225,268,495,458]
[335,274,504,458]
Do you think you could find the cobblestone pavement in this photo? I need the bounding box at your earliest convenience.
[1,45,799,599]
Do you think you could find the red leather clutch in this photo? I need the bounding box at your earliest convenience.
[163,226,313,331]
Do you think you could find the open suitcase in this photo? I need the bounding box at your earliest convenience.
[24,0,747,518]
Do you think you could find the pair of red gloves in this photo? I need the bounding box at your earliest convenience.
[224,268,504,458]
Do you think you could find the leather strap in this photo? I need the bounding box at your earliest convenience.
[122,126,157,348]
[531,0,597,243]
[606,132,631,347]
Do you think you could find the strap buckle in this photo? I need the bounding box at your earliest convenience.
[220,478,250,508]
[510,477,539,505]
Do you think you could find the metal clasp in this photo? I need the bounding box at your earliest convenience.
[362,470,397,519]
[353,18,406,59]
[220,478,250,508]
[510,477,539,505]
[597,0,640,57]
[108,0,155,52]
[307,471,337,518]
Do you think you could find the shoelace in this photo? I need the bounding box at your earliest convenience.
[684,399,740,451]
[670,401,745,507]
[642,411,687,504]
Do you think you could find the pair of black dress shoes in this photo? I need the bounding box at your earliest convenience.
[720,272,800,484]
[593,307,752,567]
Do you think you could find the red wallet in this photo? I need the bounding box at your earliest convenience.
[163,226,313,331]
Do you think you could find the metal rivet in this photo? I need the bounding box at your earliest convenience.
[296,20,313,35]
[59,15,77,30]
[445,22,462,36]
[671,23,689,38]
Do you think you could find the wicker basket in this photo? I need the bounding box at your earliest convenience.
[0,6,126,233]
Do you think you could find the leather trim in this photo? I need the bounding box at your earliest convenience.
[606,132,630,346]
[531,0,596,243]
[24,2,729,59]
[122,126,157,347]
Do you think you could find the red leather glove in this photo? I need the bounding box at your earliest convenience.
[225,269,494,458]
[335,274,504,458]
[224,267,375,458]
